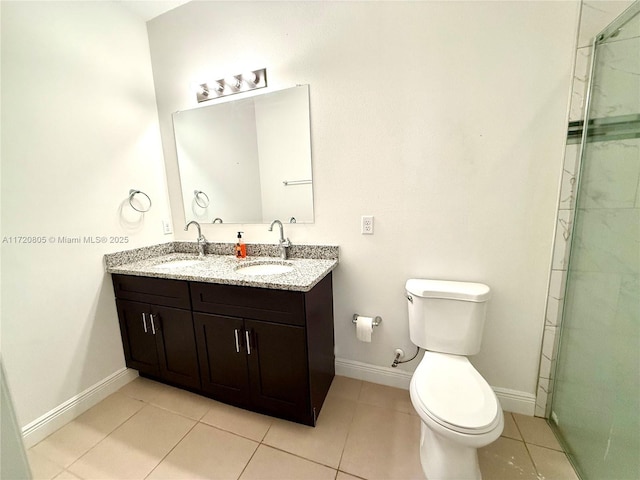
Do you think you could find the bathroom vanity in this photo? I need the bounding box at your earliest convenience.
[106,243,338,426]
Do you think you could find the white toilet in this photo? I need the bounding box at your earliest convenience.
[406,279,503,480]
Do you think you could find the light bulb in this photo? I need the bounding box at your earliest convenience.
[225,76,241,89]
[242,71,258,84]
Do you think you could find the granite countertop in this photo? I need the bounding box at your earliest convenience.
[104,242,339,292]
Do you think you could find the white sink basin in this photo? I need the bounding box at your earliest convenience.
[235,262,294,276]
[155,259,203,270]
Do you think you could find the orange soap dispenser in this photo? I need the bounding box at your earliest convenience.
[235,231,247,258]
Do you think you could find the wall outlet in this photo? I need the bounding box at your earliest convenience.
[162,219,173,235]
[361,215,374,235]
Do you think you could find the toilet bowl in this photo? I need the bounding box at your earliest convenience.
[405,279,503,480]
[409,352,503,479]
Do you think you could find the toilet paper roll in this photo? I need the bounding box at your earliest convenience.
[355,315,374,343]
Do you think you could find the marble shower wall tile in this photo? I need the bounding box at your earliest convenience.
[580,139,640,209]
[614,274,640,335]
[535,375,551,417]
[538,269,565,417]
[569,46,592,122]
[546,270,568,327]
[590,36,640,118]
[570,207,639,274]
[563,271,623,331]
[552,209,574,271]
[559,143,581,210]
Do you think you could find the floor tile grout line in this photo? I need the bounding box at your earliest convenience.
[256,442,340,471]
[143,419,200,480]
[66,400,167,477]
[29,394,146,470]
[63,383,199,479]
[41,399,148,475]
[235,441,262,480]
[512,414,576,478]
[335,392,363,474]
[522,437,546,478]
[512,412,566,453]
[511,412,527,442]
[337,469,368,480]
[27,445,69,474]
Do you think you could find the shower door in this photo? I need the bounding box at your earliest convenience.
[550,3,640,480]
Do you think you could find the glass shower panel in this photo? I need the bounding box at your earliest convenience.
[550,4,640,480]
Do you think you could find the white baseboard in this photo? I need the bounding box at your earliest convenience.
[21,368,138,448]
[335,357,536,416]
[336,357,413,389]
[492,387,536,416]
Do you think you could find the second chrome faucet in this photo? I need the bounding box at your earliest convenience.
[269,220,292,259]
[185,221,207,257]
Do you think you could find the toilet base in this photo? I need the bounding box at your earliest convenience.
[419,422,482,480]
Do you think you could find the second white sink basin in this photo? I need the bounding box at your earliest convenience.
[236,262,294,276]
[155,259,203,270]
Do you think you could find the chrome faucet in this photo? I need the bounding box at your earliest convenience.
[268,220,292,259]
[185,221,207,257]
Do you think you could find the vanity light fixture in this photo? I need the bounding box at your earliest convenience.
[196,68,267,103]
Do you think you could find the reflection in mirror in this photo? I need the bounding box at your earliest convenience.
[172,85,314,224]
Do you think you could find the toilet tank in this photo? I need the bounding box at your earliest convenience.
[406,279,491,355]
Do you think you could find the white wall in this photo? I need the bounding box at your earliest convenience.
[1,1,171,428]
[148,1,580,404]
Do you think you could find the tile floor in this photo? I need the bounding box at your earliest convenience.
[27,376,580,480]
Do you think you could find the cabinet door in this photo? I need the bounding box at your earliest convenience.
[116,300,160,377]
[245,319,311,423]
[193,313,250,406]
[152,305,201,390]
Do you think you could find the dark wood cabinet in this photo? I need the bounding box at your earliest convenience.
[194,312,311,423]
[116,299,200,390]
[112,272,335,426]
[113,275,200,391]
[193,313,251,406]
[190,274,335,425]
[117,299,160,377]
[245,318,309,420]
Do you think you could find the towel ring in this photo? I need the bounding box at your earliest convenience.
[194,190,210,208]
[128,189,152,213]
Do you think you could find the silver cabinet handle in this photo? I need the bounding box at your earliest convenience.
[142,313,148,333]
[245,330,251,355]
[234,329,240,353]
[150,314,156,335]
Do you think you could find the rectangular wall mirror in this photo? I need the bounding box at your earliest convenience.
[172,85,314,224]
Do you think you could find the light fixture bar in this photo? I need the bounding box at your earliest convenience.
[196,68,267,103]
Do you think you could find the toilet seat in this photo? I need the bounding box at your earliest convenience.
[411,351,500,435]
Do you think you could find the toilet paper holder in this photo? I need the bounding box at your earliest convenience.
[352,314,382,327]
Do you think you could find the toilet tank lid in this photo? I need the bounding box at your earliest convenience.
[406,279,491,302]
